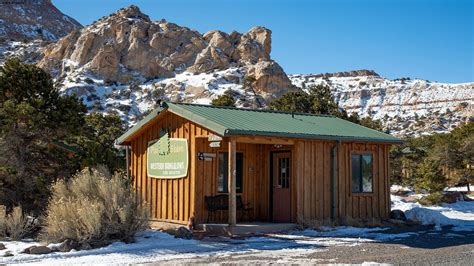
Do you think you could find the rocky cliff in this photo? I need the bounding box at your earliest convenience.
[38,5,294,102]
[0,0,81,41]
[1,4,472,137]
[290,73,474,136]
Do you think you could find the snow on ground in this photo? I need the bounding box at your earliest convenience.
[0,226,416,265]
[446,185,473,192]
[1,191,472,264]
[391,194,474,231]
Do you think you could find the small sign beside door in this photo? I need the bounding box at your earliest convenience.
[197,152,216,161]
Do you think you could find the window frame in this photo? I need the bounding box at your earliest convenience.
[350,151,375,195]
[217,151,244,194]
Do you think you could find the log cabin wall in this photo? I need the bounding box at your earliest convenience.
[294,140,391,222]
[128,111,278,225]
[129,111,218,225]
[338,142,391,220]
[129,110,392,225]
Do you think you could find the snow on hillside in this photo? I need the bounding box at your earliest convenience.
[0,0,81,41]
[289,74,474,136]
[56,67,474,137]
[58,66,254,125]
[0,40,44,64]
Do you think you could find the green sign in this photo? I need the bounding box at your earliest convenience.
[147,138,188,179]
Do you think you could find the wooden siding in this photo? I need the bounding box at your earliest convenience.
[193,139,274,224]
[129,112,208,224]
[129,111,278,224]
[294,140,391,222]
[128,110,392,226]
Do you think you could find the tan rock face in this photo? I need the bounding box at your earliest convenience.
[248,61,296,99]
[40,7,274,74]
[90,45,120,80]
[38,5,294,102]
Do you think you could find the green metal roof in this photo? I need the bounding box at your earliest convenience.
[116,102,402,145]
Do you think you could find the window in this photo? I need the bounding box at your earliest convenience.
[218,152,243,193]
[278,157,290,188]
[351,154,373,193]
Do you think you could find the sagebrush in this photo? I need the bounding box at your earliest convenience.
[0,205,33,240]
[42,167,149,247]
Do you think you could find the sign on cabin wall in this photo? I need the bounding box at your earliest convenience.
[147,137,188,179]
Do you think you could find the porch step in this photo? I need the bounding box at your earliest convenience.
[195,222,297,236]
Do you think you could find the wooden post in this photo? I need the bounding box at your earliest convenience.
[228,139,237,226]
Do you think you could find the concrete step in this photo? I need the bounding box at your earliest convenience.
[195,222,297,236]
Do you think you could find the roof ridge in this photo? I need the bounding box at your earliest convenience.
[165,101,336,118]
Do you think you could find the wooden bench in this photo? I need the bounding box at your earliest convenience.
[204,194,253,223]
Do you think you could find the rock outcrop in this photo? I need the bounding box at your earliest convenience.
[39,5,293,97]
[3,4,470,137]
[0,0,81,41]
[290,73,474,136]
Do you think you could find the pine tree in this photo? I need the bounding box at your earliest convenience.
[415,158,446,193]
[268,84,383,131]
[307,85,339,115]
[211,90,236,107]
[0,58,87,212]
[268,91,312,113]
[73,112,125,172]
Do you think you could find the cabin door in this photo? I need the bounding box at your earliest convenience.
[272,152,291,222]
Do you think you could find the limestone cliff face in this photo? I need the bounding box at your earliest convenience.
[0,0,81,41]
[38,5,293,98]
[290,73,474,136]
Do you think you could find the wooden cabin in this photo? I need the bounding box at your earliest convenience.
[116,102,402,227]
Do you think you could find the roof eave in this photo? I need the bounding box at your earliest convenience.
[166,102,228,136]
[116,107,164,145]
[225,129,403,144]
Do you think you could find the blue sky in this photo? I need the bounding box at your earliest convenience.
[53,0,473,83]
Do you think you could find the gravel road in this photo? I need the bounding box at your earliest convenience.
[155,226,474,265]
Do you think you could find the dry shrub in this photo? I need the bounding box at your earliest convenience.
[417,192,446,206]
[0,206,5,238]
[42,167,149,247]
[0,205,33,240]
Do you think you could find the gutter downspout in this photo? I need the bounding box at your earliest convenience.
[331,140,341,221]
[125,145,130,181]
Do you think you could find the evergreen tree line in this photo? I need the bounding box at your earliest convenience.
[390,122,473,193]
[212,84,384,131]
[0,58,125,214]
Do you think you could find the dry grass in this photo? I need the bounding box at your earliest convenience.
[42,167,149,247]
[0,205,33,240]
[0,205,5,238]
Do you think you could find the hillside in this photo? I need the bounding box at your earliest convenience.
[290,72,473,136]
[0,0,81,41]
[0,4,472,136]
